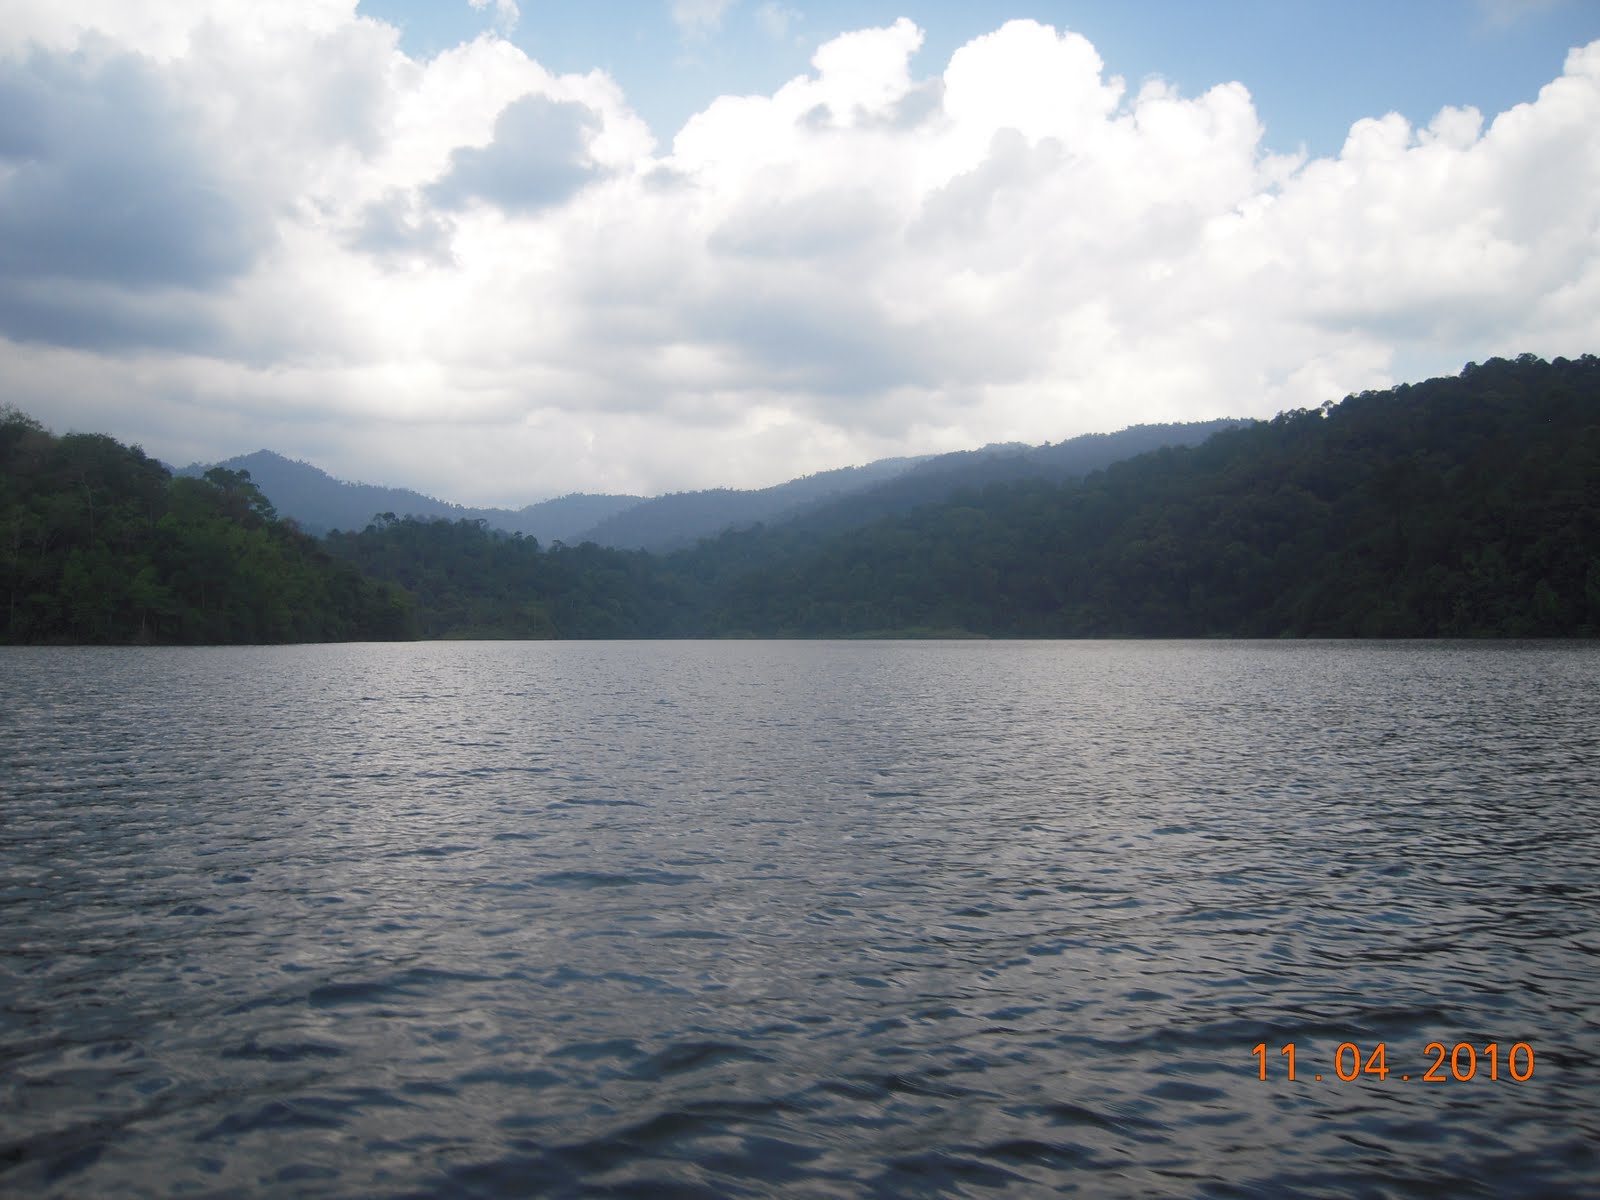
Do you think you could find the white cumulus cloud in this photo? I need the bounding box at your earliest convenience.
[1,6,1597,505]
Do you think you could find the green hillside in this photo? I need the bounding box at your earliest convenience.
[7,354,1597,643]
[677,354,1598,638]
[2,410,412,644]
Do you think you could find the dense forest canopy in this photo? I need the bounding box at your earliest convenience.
[1,408,412,644]
[4,353,1597,644]
[670,354,1600,638]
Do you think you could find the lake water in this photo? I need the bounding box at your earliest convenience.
[2,640,1597,1198]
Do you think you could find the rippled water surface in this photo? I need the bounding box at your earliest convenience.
[3,640,1598,1197]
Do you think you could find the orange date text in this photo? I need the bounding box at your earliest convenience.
[1252,1042,1535,1083]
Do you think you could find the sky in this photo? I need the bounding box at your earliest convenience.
[2,2,1598,505]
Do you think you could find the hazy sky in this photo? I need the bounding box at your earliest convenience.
[4,1,1598,504]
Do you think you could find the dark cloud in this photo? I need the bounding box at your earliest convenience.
[0,47,266,297]
[427,94,603,213]
[640,164,694,192]
[909,129,1064,245]
[799,79,945,133]
[0,67,53,158]
[349,191,456,266]
[889,78,945,130]
[801,102,835,130]
[0,278,224,354]
[695,281,935,398]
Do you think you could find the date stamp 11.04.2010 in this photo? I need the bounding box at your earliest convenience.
[1253,1042,1535,1083]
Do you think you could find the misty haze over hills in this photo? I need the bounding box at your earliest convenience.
[181,420,1242,551]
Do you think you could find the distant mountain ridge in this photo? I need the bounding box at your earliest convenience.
[572,457,928,551]
[781,420,1250,539]
[566,422,1247,550]
[179,419,1246,552]
[174,452,640,544]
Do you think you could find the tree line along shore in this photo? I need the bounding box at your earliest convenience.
[4,353,1597,643]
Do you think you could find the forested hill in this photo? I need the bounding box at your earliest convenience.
[2,411,412,644]
[779,418,1246,541]
[320,354,1600,639]
[569,456,926,551]
[674,353,1599,637]
[7,354,1598,643]
[566,421,1240,551]
[179,423,1238,555]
